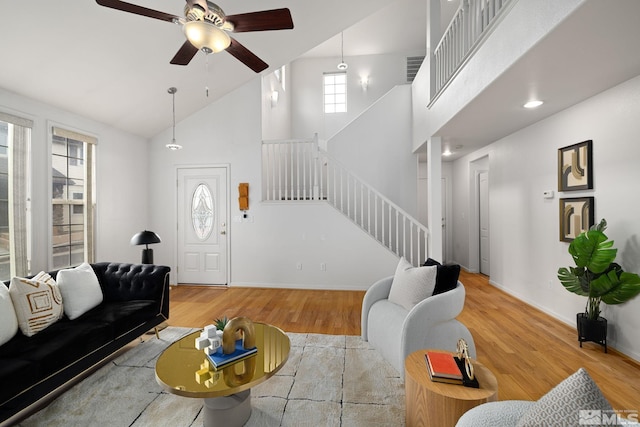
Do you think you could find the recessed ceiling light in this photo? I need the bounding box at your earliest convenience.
[443,149,453,156]
[524,100,544,109]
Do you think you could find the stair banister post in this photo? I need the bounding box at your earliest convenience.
[312,133,320,200]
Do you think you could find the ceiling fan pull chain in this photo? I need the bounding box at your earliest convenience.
[205,53,210,97]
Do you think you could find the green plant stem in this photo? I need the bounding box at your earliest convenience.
[587,297,601,320]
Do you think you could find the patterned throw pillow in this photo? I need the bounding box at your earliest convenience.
[388,258,437,311]
[9,272,64,337]
[516,368,613,427]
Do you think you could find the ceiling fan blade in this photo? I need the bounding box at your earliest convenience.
[170,41,199,66]
[226,8,294,33]
[226,37,268,73]
[95,0,180,23]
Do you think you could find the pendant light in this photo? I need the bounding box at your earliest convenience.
[166,87,182,151]
[337,32,348,70]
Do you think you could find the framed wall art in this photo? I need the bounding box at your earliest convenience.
[558,140,593,191]
[559,197,594,242]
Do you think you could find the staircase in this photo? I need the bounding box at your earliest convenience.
[262,135,429,267]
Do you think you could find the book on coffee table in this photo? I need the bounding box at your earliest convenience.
[425,351,463,385]
[207,340,257,370]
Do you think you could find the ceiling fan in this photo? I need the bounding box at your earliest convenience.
[95,0,294,73]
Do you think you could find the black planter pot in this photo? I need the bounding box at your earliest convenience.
[576,312,607,353]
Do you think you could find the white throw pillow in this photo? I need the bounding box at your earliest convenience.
[0,284,18,345]
[57,263,103,320]
[388,258,437,311]
[10,271,64,337]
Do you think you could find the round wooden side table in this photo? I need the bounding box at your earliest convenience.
[404,349,498,427]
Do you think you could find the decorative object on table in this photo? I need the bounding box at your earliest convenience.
[130,230,161,263]
[559,197,594,242]
[456,338,476,382]
[424,339,478,388]
[425,350,463,385]
[214,316,229,331]
[558,140,593,191]
[557,218,640,353]
[195,316,257,370]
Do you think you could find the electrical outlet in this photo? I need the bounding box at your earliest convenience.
[320,263,326,271]
[296,262,302,270]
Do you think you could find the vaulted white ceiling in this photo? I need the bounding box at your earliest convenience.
[2,0,639,157]
[0,0,431,138]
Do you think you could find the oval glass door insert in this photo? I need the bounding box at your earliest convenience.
[191,183,214,240]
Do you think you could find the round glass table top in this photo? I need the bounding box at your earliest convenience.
[155,323,290,398]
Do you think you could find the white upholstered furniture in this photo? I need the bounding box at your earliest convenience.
[361,274,476,378]
[456,368,639,426]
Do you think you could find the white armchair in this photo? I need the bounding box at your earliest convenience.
[361,275,476,378]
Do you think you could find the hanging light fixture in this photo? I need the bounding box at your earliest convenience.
[337,32,348,70]
[166,87,182,151]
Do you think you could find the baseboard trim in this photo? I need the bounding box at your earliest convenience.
[229,281,368,291]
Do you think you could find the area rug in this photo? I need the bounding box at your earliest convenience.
[17,327,405,426]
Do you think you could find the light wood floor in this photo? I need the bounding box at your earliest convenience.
[167,270,640,412]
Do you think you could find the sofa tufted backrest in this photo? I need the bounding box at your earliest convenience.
[91,262,169,302]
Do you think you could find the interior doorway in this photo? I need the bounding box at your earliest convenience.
[478,171,490,276]
[176,166,229,285]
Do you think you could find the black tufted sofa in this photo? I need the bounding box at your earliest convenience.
[0,262,170,425]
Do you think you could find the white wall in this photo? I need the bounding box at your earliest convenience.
[0,87,150,272]
[148,78,399,290]
[327,85,417,215]
[290,52,420,141]
[262,65,292,140]
[451,74,640,361]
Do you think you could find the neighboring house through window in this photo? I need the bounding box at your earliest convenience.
[0,112,32,281]
[323,72,347,113]
[51,126,96,269]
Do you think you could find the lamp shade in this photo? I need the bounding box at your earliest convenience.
[183,21,231,53]
[130,230,161,246]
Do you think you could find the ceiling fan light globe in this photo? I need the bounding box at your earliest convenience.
[183,20,231,53]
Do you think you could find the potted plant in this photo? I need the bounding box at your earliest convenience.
[557,219,640,352]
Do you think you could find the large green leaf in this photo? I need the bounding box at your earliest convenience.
[598,271,640,305]
[557,267,589,296]
[568,230,617,274]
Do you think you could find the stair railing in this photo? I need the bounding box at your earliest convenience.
[433,0,514,97]
[262,136,429,266]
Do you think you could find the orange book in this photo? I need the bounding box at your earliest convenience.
[425,351,463,380]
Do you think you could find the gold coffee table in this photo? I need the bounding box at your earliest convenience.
[155,323,290,427]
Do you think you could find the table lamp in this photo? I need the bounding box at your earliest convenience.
[130,230,161,264]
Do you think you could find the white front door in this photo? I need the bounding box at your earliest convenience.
[177,167,228,285]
